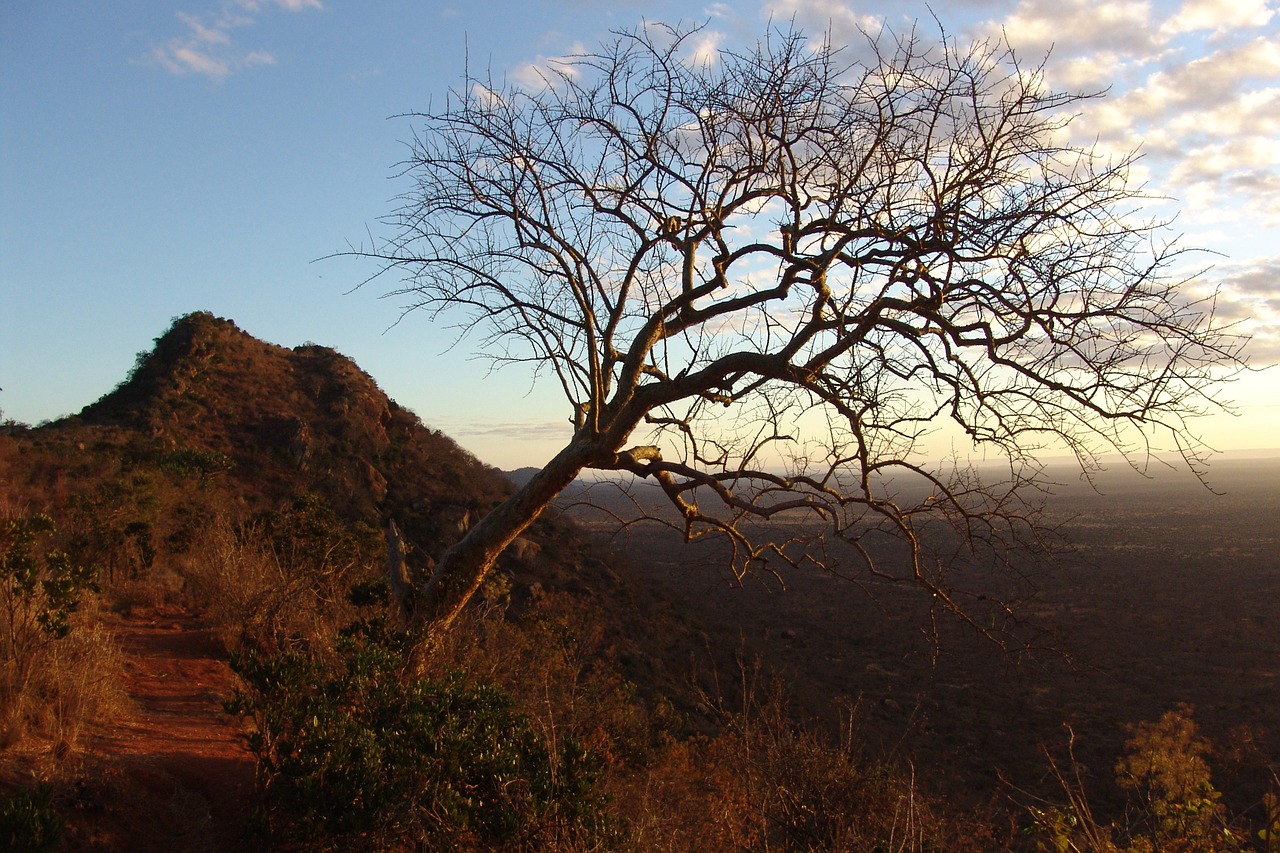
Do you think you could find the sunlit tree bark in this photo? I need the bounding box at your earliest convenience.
[355,22,1245,634]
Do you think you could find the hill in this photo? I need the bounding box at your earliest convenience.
[5,312,649,618]
[1,311,722,847]
[76,311,511,549]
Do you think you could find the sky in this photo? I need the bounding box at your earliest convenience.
[2,0,1278,470]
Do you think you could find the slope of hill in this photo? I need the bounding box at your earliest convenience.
[75,311,511,552]
[1,311,711,847]
[14,310,703,651]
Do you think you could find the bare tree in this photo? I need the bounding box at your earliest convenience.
[356,22,1245,633]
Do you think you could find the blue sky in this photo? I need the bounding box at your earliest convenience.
[3,0,1278,469]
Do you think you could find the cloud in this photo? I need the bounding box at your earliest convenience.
[236,0,322,11]
[996,0,1162,58]
[145,0,319,80]
[509,43,588,91]
[688,30,727,66]
[1162,0,1275,37]
[1206,257,1280,364]
[1172,137,1280,187]
[776,0,1280,358]
[1221,258,1280,297]
[1063,35,1280,228]
[981,2,1280,239]
[446,420,570,440]
[1098,37,1280,127]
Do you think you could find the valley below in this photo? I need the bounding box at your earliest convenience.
[570,456,1280,811]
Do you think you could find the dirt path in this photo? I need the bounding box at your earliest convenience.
[67,608,263,852]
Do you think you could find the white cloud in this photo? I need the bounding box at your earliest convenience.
[1211,257,1280,363]
[159,46,229,78]
[469,82,508,110]
[1142,37,1280,115]
[448,420,570,440]
[177,11,233,46]
[236,0,322,10]
[1162,0,1274,37]
[1223,258,1280,297]
[684,30,727,67]
[1173,138,1280,184]
[508,44,587,91]
[1035,12,1280,235]
[145,0,319,80]
[737,0,1280,363]
[994,0,1162,58]
[760,0,886,42]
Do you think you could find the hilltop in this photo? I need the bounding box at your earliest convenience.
[0,311,710,846]
[76,311,511,547]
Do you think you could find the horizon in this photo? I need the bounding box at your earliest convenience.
[3,308,1276,472]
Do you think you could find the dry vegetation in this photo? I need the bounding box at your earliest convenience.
[0,506,129,761]
[1,313,1276,851]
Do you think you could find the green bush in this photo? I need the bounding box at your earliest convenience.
[1116,705,1233,852]
[228,617,614,850]
[1,513,103,745]
[156,446,234,479]
[1024,707,1263,853]
[0,783,64,853]
[1,514,99,640]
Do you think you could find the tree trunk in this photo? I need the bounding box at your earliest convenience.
[420,435,599,631]
[385,520,412,627]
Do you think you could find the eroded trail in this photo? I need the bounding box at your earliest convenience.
[70,609,261,852]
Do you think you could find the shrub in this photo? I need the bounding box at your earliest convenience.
[1024,708,1257,853]
[227,617,614,850]
[0,783,64,853]
[0,513,110,748]
[37,620,128,751]
[423,590,660,774]
[182,513,307,653]
[1116,705,1232,852]
[156,447,234,479]
[617,659,992,852]
[64,476,158,587]
[182,496,378,654]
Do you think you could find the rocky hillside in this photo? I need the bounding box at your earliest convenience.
[76,312,511,555]
[3,312,668,638]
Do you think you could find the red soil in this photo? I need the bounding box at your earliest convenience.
[63,608,263,852]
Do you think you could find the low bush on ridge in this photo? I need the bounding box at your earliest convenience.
[0,511,124,753]
[227,614,617,850]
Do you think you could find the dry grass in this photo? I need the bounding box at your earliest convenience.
[613,671,999,852]
[109,566,185,616]
[1,499,128,760]
[414,593,999,852]
[180,513,358,655]
[0,607,128,760]
[36,615,130,754]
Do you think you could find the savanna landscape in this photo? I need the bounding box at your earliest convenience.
[5,10,1280,853]
[1,312,1276,851]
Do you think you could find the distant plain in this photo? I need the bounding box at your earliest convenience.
[566,456,1280,809]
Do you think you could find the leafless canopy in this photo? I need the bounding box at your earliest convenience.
[358,22,1245,631]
